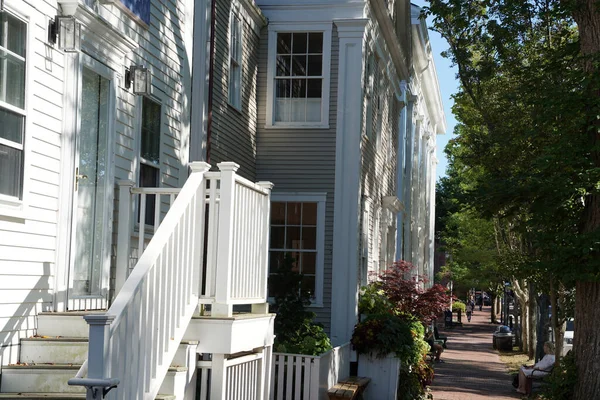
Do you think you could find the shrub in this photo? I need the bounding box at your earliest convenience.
[452,300,466,314]
[541,351,577,400]
[270,254,332,356]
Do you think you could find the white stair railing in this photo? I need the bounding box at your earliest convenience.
[69,162,211,400]
[201,162,273,316]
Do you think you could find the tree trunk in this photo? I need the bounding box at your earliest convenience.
[574,282,600,398]
[550,281,564,358]
[570,1,600,398]
[491,293,497,323]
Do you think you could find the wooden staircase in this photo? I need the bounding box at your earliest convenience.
[0,312,197,400]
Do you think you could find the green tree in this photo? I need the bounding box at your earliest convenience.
[426,0,600,395]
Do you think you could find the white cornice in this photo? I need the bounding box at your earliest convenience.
[370,0,409,80]
[255,1,366,22]
[57,0,138,60]
[411,4,446,135]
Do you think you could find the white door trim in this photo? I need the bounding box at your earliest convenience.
[56,53,117,311]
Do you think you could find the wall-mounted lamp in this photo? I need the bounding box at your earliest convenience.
[49,16,81,53]
[125,65,151,96]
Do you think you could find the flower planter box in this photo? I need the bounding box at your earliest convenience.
[357,354,400,400]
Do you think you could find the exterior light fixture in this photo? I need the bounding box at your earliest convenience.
[125,65,151,96]
[49,16,81,52]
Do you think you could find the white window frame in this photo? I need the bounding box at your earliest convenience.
[228,7,242,110]
[269,192,326,307]
[0,1,34,219]
[265,22,332,129]
[136,95,163,227]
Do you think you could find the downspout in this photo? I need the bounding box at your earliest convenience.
[206,0,216,163]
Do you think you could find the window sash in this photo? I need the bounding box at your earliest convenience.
[228,12,242,108]
[0,10,26,203]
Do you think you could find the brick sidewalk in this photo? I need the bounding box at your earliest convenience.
[428,306,520,400]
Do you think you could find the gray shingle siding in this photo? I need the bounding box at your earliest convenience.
[256,26,340,333]
[209,0,263,181]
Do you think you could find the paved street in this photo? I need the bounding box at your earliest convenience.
[429,307,521,400]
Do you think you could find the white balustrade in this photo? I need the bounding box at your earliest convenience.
[196,348,272,400]
[74,162,273,399]
[271,344,351,400]
[201,162,273,316]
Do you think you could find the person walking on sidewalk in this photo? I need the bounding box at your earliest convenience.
[466,302,473,322]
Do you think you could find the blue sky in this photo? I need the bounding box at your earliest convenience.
[413,1,459,182]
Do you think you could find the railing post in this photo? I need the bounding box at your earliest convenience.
[213,162,240,317]
[210,353,227,400]
[116,180,135,299]
[189,162,211,298]
[257,181,274,303]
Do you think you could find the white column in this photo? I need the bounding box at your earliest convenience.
[402,95,416,264]
[331,18,368,347]
[115,180,135,299]
[395,81,408,261]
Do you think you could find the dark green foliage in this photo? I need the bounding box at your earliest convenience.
[270,254,332,356]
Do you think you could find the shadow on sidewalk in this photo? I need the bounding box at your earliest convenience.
[428,307,521,400]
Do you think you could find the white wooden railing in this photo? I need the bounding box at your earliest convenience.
[202,163,273,316]
[197,348,273,400]
[70,162,273,399]
[271,344,351,400]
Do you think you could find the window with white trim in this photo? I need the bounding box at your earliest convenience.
[266,24,331,128]
[139,97,161,225]
[268,194,325,306]
[0,11,26,203]
[228,10,242,110]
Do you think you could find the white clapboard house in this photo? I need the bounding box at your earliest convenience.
[0,0,274,399]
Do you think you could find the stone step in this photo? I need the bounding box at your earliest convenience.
[18,338,197,367]
[36,312,106,338]
[19,338,88,365]
[0,365,186,395]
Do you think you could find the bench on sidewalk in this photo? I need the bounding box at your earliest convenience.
[327,376,370,399]
[525,367,553,395]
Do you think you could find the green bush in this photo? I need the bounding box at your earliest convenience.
[452,300,466,313]
[270,254,332,356]
[541,351,577,400]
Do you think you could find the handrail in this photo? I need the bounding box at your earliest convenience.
[72,162,211,400]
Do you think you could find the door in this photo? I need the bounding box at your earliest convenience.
[67,61,114,310]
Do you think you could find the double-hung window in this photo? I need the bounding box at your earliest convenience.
[0,11,27,205]
[266,24,331,128]
[139,97,161,225]
[228,11,242,110]
[268,193,325,306]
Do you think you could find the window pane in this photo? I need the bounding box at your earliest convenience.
[306,79,321,98]
[286,202,301,224]
[141,99,161,164]
[302,226,317,249]
[291,55,306,76]
[0,143,23,199]
[0,107,24,144]
[291,79,306,98]
[275,78,290,99]
[276,55,291,76]
[307,55,322,76]
[307,32,323,53]
[302,275,315,297]
[0,51,26,108]
[1,13,26,57]
[302,203,317,225]
[292,32,307,53]
[139,164,159,225]
[286,226,301,249]
[271,202,285,224]
[277,33,292,54]
[269,251,285,271]
[270,226,285,248]
[302,252,316,274]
